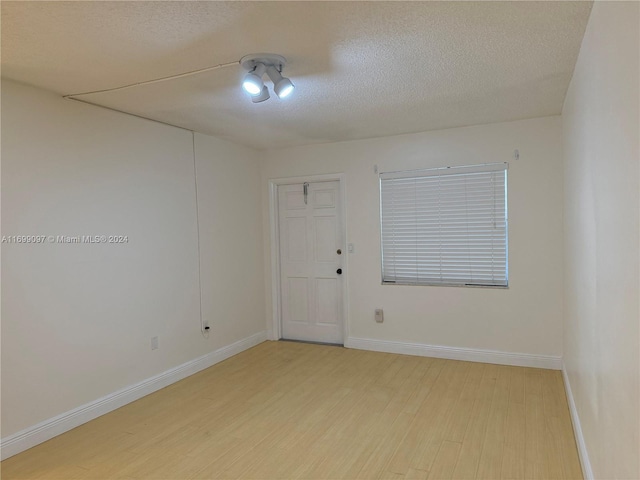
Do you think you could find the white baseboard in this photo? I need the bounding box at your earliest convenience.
[0,330,267,460]
[562,363,594,480]
[344,336,562,370]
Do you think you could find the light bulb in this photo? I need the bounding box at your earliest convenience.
[266,65,295,99]
[252,85,270,103]
[242,74,263,96]
[275,80,294,98]
[242,63,267,96]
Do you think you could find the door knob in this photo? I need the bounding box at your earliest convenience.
[337,249,342,255]
[337,268,342,275]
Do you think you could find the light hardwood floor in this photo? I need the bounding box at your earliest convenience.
[2,341,583,479]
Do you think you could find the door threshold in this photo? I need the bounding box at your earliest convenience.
[279,338,344,347]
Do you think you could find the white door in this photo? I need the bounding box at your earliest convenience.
[278,181,344,344]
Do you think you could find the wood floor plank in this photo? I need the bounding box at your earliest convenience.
[427,440,462,480]
[503,367,528,480]
[475,365,510,479]
[409,361,471,473]
[451,364,499,480]
[501,402,526,479]
[406,468,430,480]
[445,362,486,443]
[1,342,583,480]
[524,369,550,480]
[354,413,414,479]
[404,359,445,415]
[509,366,526,405]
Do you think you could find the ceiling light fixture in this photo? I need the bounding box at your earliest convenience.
[240,54,295,102]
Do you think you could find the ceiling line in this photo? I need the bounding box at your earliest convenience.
[64,96,194,133]
[63,60,240,99]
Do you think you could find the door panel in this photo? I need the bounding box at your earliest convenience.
[287,278,308,323]
[313,188,336,207]
[278,181,343,344]
[285,190,306,209]
[285,217,307,262]
[314,217,337,263]
[316,278,339,326]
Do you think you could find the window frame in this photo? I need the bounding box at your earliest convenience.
[379,163,509,288]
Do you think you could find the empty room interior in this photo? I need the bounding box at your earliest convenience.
[1,1,638,479]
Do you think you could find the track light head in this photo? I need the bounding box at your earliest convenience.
[242,63,267,96]
[266,65,295,99]
[251,85,270,103]
[242,75,262,95]
[240,54,295,103]
[275,79,295,99]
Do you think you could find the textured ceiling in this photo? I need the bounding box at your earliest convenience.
[1,1,592,150]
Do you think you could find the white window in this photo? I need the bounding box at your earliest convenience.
[380,163,508,287]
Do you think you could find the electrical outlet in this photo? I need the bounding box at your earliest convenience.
[151,336,159,350]
[375,309,384,323]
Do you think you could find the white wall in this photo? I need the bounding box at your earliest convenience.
[262,116,564,360]
[194,133,265,343]
[1,79,265,438]
[562,2,639,479]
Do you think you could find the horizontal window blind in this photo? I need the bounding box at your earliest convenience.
[380,163,508,287]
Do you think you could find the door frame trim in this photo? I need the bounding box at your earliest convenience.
[268,173,348,343]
